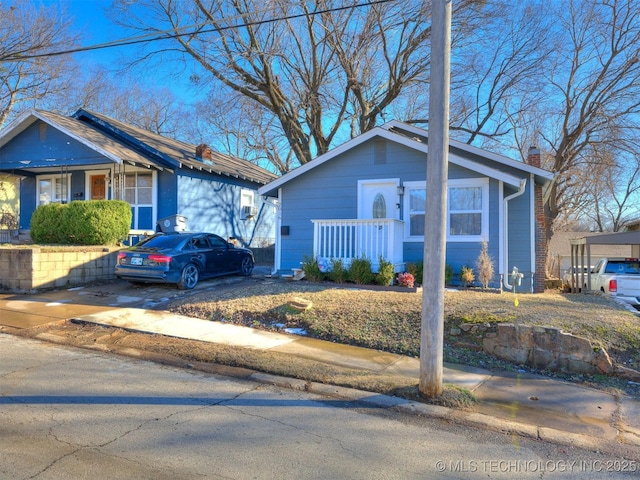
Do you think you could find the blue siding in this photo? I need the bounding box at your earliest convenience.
[71,172,85,201]
[18,177,37,229]
[279,137,531,287]
[177,173,275,247]
[157,170,177,220]
[1,122,109,170]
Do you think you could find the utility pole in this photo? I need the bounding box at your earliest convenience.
[419,0,451,398]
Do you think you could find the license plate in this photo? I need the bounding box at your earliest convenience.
[131,257,143,266]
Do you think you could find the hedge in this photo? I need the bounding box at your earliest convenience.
[30,200,132,245]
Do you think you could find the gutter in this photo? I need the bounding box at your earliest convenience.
[502,179,527,291]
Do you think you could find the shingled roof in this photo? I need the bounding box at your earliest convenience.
[74,109,277,185]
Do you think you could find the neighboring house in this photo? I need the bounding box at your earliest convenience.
[548,231,634,279]
[258,121,554,292]
[0,109,277,246]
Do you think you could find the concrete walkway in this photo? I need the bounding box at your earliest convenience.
[1,276,639,455]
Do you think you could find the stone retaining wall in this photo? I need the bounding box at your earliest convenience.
[0,247,119,292]
[450,322,620,376]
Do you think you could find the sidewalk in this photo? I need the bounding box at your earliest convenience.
[1,278,639,454]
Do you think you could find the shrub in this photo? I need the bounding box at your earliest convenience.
[475,241,495,289]
[445,264,453,285]
[328,258,348,283]
[397,272,415,288]
[406,261,424,286]
[376,256,395,286]
[349,256,373,284]
[302,255,324,282]
[30,200,131,245]
[30,203,66,243]
[460,265,475,287]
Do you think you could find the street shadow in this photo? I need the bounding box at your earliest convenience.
[0,395,388,408]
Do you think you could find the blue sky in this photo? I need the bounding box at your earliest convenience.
[44,0,126,64]
[41,0,201,103]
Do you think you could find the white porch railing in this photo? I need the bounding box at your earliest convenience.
[311,219,405,272]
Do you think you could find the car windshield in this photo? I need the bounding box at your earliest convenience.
[136,234,186,249]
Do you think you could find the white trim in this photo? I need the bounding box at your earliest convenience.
[498,181,504,276]
[529,173,536,277]
[276,187,283,272]
[36,173,71,205]
[403,180,427,241]
[381,120,554,182]
[84,169,111,201]
[124,170,157,230]
[2,110,125,165]
[446,178,489,242]
[258,124,532,196]
[357,178,400,220]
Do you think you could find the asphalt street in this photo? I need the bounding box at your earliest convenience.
[2,334,639,480]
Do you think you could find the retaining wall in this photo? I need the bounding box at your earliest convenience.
[0,247,119,292]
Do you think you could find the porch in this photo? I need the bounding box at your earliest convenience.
[311,219,405,273]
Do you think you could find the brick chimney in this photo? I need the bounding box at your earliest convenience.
[527,146,546,293]
[195,144,213,161]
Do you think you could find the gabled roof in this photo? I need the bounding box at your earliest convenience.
[0,109,277,185]
[75,110,277,185]
[258,121,553,196]
[0,109,161,170]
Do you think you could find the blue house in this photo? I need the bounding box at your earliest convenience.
[0,109,277,246]
[258,121,554,292]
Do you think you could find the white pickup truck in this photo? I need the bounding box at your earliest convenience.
[590,257,640,306]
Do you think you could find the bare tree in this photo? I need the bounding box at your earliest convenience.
[535,0,640,239]
[578,147,640,232]
[68,67,194,138]
[0,2,78,127]
[110,0,484,171]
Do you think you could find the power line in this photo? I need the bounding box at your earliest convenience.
[3,0,396,62]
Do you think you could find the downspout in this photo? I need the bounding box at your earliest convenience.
[502,178,527,291]
[261,190,281,276]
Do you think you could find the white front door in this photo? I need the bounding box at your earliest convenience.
[358,179,399,220]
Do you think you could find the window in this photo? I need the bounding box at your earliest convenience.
[372,193,386,219]
[241,189,254,209]
[124,172,152,205]
[403,178,488,242]
[404,181,426,239]
[37,176,70,205]
[447,178,488,241]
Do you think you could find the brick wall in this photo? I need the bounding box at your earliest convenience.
[526,147,547,293]
[0,247,119,292]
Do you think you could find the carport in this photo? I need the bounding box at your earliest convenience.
[568,231,640,293]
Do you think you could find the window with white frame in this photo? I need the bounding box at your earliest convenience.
[124,172,153,205]
[241,189,254,209]
[447,178,488,241]
[37,176,70,205]
[404,181,426,239]
[404,178,488,242]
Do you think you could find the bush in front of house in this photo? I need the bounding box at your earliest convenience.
[30,200,132,245]
[302,255,324,282]
[376,256,395,286]
[329,258,349,283]
[30,203,66,243]
[349,256,373,285]
[460,265,475,287]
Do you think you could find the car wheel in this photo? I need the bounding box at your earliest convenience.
[178,263,199,289]
[240,256,254,276]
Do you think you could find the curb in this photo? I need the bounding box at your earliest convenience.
[249,372,640,456]
[14,329,640,457]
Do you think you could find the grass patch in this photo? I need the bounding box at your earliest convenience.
[168,279,640,397]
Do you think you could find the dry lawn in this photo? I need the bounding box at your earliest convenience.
[169,279,640,391]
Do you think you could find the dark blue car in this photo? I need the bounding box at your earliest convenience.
[115,232,254,289]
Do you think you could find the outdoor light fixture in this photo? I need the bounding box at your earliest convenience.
[397,185,405,196]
